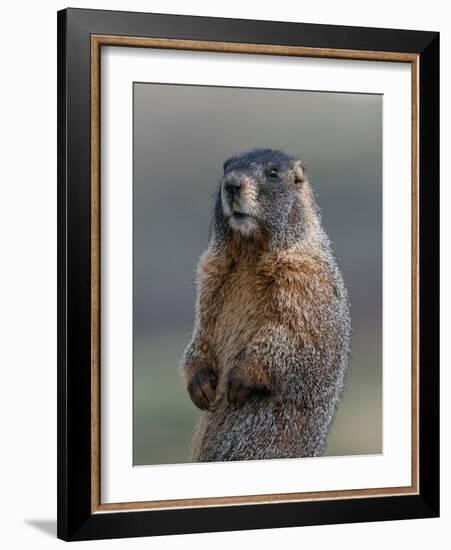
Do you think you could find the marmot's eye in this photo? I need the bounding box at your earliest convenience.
[268,167,279,179]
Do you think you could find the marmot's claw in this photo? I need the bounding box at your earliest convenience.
[187,368,218,411]
[226,368,268,407]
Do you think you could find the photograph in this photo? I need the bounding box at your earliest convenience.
[0,0,444,546]
[133,83,382,465]
[56,8,439,541]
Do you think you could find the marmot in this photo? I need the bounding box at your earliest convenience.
[181,149,351,462]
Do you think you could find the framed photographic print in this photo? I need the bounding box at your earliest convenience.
[57,8,439,541]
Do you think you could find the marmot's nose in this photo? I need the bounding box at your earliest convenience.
[224,176,242,197]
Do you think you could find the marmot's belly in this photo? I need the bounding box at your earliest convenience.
[211,276,268,377]
[193,398,328,461]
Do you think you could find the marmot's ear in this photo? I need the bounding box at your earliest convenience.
[223,158,232,173]
[293,160,306,185]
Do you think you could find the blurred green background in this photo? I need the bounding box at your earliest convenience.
[133,83,382,465]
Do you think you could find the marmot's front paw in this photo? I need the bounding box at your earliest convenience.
[187,368,218,411]
[226,367,270,407]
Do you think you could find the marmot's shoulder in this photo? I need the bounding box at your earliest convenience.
[197,248,225,277]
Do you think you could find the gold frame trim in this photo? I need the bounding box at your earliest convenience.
[90,35,420,514]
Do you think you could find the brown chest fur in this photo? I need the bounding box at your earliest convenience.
[203,245,336,387]
[211,258,270,378]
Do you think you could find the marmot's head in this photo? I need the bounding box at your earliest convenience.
[214,149,314,244]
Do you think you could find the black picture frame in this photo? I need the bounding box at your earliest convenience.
[57,7,439,541]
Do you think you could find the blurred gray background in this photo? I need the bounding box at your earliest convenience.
[133,83,382,465]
